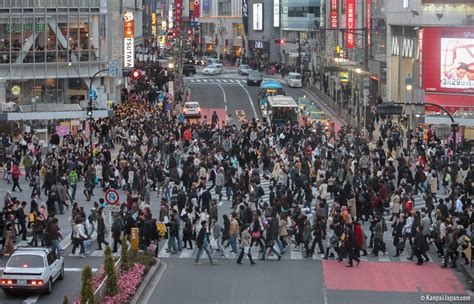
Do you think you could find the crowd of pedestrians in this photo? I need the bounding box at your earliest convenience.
[0,64,472,271]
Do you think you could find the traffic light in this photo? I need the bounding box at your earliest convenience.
[279,39,285,45]
[87,105,93,118]
[131,69,140,80]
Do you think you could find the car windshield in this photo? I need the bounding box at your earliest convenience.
[298,98,310,104]
[250,71,261,77]
[186,104,199,109]
[206,65,216,68]
[289,74,301,80]
[7,255,44,268]
[241,65,250,69]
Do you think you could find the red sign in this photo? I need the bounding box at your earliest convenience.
[418,29,424,88]
[346,0,355,49]
[330,0,338,28]
[175,0,183,29]
[367,0,371,46]
[423,27,474,95]
[194,0,200,18]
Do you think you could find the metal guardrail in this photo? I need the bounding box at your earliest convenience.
[89,257,121,304]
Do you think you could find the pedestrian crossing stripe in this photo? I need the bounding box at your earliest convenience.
[186,79,246,84]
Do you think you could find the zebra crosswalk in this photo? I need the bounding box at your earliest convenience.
[156,238,438,264]
[185,78,247,84]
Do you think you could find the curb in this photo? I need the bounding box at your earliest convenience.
[129,258,167,304]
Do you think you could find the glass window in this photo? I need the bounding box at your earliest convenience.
[7,255,45,268]
[218,2,231,16]
[0,18,10,63]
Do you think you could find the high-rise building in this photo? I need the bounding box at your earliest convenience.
[0,0,142,127]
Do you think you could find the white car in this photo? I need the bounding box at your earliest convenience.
[1,247,64,295]
[238,64,252,75]
[287,72,303,88]
[202,64,222,75]
[183,101,201,118]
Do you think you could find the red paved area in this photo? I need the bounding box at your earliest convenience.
[187,108,227,126]
[323,260,465,294]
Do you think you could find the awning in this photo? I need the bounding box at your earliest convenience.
[424,94,474,113]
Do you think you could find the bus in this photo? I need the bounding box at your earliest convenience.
[258,81,285,109]
[265,95,300,125]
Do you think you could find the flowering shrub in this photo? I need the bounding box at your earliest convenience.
[72,266,104,304]
[102,263,145,304]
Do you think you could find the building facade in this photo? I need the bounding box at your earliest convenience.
[196,0,245,60]
[246,0,280,62]
[280,0,321,66]
[386,0,474,131]
[0,0,142,124]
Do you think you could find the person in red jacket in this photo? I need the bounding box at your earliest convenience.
[11,162,23,192]
[354,219,368,256]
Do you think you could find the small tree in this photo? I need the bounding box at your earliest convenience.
[104,245,118,296]
[120,236,131,271]
[63,295,69,304]
[80,266,95,304]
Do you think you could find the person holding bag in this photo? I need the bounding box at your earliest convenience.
[237,224,255,265]
[71,217,89,258]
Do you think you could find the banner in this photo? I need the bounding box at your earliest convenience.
[123,11,134,38]
[346,0,355,49]
[423,27,474,94]
[330,0,338,28]
[194,0,200,18]
[367,0,371,46]
[253,3,263,31]
[242,0,249,35]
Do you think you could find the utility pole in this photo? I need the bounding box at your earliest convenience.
[87,68,108,163]
[297,31,301,73]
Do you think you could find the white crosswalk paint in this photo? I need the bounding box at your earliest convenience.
[179,248,194,259]
[290,249,303,260]
[158,240,170,258]
[221,79,228,83]
[378,255,391,262]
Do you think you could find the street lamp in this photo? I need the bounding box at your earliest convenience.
[168,62,175,69]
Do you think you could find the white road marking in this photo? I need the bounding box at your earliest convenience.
[178,249,193,259]
[218,84,227,105]
[23,295,39,304]
[238,83,259,119]
[0,267,97,272]
[158,240,170,258]
[218,201,224,206]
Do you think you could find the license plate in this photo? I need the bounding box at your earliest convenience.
[17,280,27,285]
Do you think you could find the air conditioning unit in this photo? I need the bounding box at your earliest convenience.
[463,19,474,25]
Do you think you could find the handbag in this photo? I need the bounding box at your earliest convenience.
[210,237,218,249]
[251,230,261,239]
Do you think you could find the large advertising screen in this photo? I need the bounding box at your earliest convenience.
[253,3,263,31]
[423,27,474,94]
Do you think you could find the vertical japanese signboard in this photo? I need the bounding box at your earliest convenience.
[175,0,183,33]
[346,0,355,49]
[123,11,134,68]
[273,0,280,28]
[367,0,371,46]
[194,0,200,18]
[330,0,338,28]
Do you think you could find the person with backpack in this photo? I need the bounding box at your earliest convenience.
[28,211,45,247]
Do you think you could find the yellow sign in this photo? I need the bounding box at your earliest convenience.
[151,13,157,37]
[161,21,167,30]
[131,227,139,252]
[336,45,341,54]
[11,85,21,96]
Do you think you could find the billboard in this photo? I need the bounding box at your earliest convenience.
[242,0,249,35]
[273,0,279,28]
[346,0,355,48]
[123,11,134,68]
[423,27,474,94]
[330,0,338,28]
[253,3,263,31]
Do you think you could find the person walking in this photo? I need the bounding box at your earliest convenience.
[237,224,255,265]
[194,220,217,265]
[11,162,23,192]
[211,218,228,258]
[71,217,88,258]
[229,212,240,256]
[46,217,63,258]
[413,225,428,265]
[96,209,109,250]
[111,213,124,253]
[345,223,360,267]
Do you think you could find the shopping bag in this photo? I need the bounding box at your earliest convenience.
[83,239,93,251]
[157,223,166,238]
